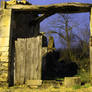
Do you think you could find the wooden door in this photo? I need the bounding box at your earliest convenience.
[14,36,42,84]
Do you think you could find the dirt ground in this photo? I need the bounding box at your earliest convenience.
[0,86,92,92]
[0,82,92,92]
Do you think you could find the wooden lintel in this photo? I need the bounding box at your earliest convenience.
[6,2,92,14]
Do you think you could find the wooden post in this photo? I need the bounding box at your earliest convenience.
[90,7,92,82]
[48,36,55,52]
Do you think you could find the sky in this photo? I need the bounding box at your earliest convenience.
[29,0,92,49]
[31,0,92,5]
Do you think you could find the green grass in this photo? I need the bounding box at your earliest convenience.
[82,83,91,88]
[77,71,90,84]
[72,84,81,90]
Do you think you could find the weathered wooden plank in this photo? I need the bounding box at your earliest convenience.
[15,41,19,84]
[26,36,42,80]
[33,38,37,80]
[20,39,26,84]
[37,36,42,80]
[33,38,36,80]
[26,38,33,80]
[25,38,30,80]
[15,39,26,84]
[38,36,42,79]
[6,2,92,13]
[30,38,34,80]
[48,36,54,49]
[48,36,55,52]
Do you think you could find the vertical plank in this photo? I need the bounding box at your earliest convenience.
[32,38,35,80]
[26,36,42,81]
[90,7,92,80]
[26,38,32,80]
[15,40,20,84]
[15,41,18,84]
[19,39,26,84]
[34,37,39,80]
[33,38,36,80]
[38,36,42,79]
[15,39,26,84]
[30,38,34,80]
[25,38,29,81]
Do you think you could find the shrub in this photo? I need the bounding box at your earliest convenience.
[83,83,91,88]
[75,71,90,84]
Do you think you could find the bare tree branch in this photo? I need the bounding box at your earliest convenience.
[47,31,66,41]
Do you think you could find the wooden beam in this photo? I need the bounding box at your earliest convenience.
[32,13,55,24]
[6,2,92,13]
[90,7,92,82]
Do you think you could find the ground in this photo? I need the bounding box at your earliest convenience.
[0,82,92,92]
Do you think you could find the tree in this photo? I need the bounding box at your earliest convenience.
[77,24,90,58]
[47,14,79,60]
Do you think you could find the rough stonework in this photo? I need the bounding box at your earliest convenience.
[0,9,12,81]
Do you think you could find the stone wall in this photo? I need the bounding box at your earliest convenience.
[0,9,12,81]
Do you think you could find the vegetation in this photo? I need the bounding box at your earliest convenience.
[72,84,81,90]
[0,82,92,92]
[43,13,90,86]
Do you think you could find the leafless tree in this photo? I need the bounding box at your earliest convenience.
[77,24,90,58]
[47,14,79,58]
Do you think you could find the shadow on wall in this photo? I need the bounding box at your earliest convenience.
[42,50,78,80]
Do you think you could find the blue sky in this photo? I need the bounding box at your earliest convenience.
[30,0,92,49]
[31,0,92,5]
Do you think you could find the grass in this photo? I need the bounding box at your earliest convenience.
[72,84,81,90]
[0,83,88,92]
[82,83,91,88]
[0,83,92,92]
